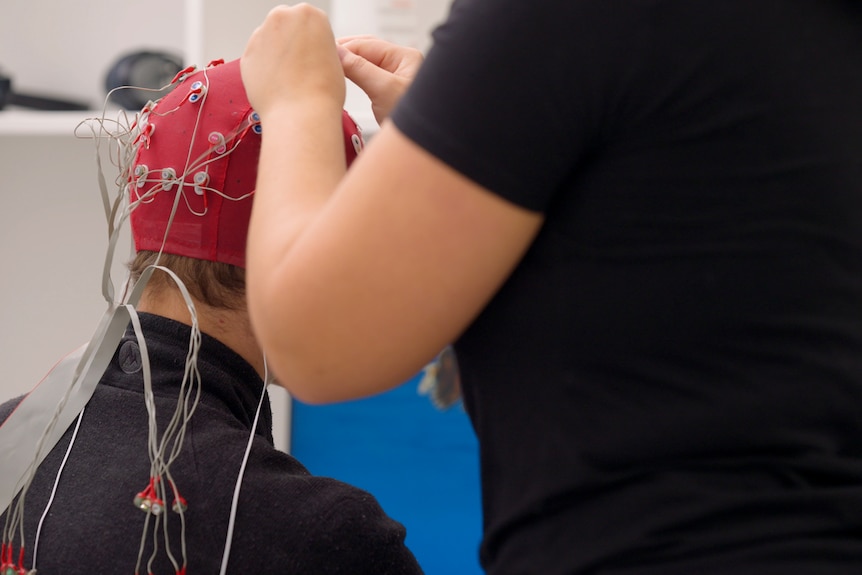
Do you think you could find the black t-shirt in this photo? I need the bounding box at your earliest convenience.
[393,1,862,573]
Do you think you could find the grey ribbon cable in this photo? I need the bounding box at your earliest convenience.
[0,304,128,513]
[0,267,154,514]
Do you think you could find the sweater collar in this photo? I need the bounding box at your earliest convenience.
[108,312,274,444]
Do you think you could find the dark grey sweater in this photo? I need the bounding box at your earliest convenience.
[0,313,423,574]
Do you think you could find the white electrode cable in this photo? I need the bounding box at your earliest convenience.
[30,406,85,571]
[219,367,270,575]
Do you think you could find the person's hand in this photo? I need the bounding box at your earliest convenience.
[242,4,345,119]
[337,36,424,125]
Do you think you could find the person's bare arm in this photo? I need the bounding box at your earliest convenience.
[251,124,542,403]
[242,5,543,404]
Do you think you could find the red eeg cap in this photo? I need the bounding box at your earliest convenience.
[128,58,364,268]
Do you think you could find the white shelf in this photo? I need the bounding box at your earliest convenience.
[0,110,108,137]
[0,108,378,138]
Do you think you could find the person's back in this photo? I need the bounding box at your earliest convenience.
[0,314,418,574]
[390,1,862,573]
[0,58,421,575]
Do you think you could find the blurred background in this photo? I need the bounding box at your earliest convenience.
[0,1,482,573]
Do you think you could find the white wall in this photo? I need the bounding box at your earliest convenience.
[0,135,117,394]
[0,0,450,451]
[0,1,335,108]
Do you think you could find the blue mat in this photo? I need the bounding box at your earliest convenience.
[291,374,484,575]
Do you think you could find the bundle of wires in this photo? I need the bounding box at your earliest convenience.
[0,58,365,575]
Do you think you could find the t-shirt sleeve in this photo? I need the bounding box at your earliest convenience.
[391,0,646,213]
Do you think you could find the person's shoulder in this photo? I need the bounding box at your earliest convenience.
[242,446,383,511]
[0,395,26,425]
[237,457,424,573]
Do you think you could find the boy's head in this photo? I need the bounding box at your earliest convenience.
[128,57,363,270]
